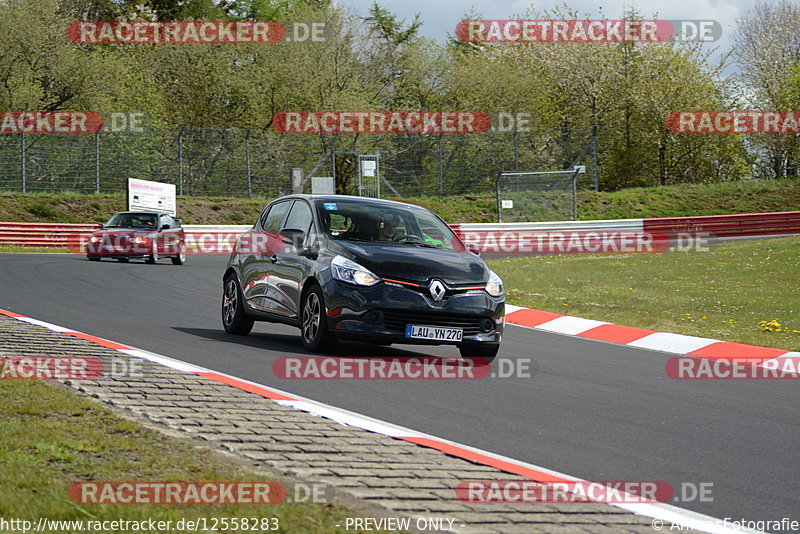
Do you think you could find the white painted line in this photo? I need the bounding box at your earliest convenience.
[276,400,426,439]
[117,348,210,374]
[534,316,609,335]
[16,317,73,332]
[628,332,720,354]
[504,304,525,314]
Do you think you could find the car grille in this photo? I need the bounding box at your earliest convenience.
[381,310,488,336]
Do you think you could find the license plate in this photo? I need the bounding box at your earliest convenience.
[405,325,463,342]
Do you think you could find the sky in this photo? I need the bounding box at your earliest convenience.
[337,0,759,74]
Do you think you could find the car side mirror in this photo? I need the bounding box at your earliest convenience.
[279,228,305,245]
[161,224,170,231]
[98,223,104,229]
[466,243,481,255]
[174,218,182,226]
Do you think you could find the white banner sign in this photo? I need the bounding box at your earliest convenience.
[127,178,176,216]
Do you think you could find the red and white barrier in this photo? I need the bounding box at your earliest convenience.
[450,211,800,254]
[1,212,799,253]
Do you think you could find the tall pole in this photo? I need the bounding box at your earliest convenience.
[331,135,336,192]
[572,171,578,221]
[178,127,185,195]
[496,173,502,223]
[245,129,252,198]
[95,131,100,193]
[20,133,26,193]
[592,125,599,192]
[438,135,444,196]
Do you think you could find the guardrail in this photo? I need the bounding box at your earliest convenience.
[643,212,800,239]
[1,212,798,252]
[0,223,253,248]
[451,212,800,254]
[0,222,98,247]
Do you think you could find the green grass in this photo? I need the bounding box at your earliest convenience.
[404,179,800,223]
[0,380,403,533]
[487,236,800,351]
[578,179,800,220]
[0,245,70,253]
[1,179,798,225]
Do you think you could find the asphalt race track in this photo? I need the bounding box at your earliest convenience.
[2,253,798,527]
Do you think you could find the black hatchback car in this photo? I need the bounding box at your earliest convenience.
[221,195,504,361]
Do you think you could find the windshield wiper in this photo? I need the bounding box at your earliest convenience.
[336,236,371,242]
[398,240,438,248]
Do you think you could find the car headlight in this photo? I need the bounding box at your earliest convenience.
[485,270,504,297]
[330,255,380,286]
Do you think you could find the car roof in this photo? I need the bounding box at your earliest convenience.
[114,211,170,216]
[279,194,424,210]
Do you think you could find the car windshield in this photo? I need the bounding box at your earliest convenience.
[105,213,157,229]
[315,199,463,251]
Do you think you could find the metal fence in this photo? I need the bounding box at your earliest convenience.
[497,170,582,222]
[0,126,598,198]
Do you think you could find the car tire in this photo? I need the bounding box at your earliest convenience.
[171,247,186,265]
[300,284,337,352]
[222,275,254,335]
[458,344,499,364]
[145,249,158,264]
[87,256,100,261]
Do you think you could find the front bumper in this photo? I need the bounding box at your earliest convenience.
[321,279,504,345]
[85,240,154,258]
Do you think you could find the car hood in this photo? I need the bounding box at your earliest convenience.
[332,241,489,285]
[92,228,152,235]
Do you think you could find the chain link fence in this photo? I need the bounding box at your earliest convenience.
[0,126,598,199]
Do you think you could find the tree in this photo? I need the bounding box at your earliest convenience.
[735,0,800,178]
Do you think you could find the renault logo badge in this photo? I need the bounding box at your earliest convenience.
[429,280,446,302]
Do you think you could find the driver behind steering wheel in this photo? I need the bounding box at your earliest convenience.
[377,212,403,241]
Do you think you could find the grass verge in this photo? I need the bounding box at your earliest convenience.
[487,236,800,351]
[0,379,402,533]
[1,180,798,225]
[0,245,69,253]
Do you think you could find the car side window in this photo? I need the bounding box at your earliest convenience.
[262,201,290,232]
[159,215,171,229]
[258,205,272,230]
[283,201,313,234]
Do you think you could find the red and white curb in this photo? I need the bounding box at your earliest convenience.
[505,305,799,372]
[0,307,760,533]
